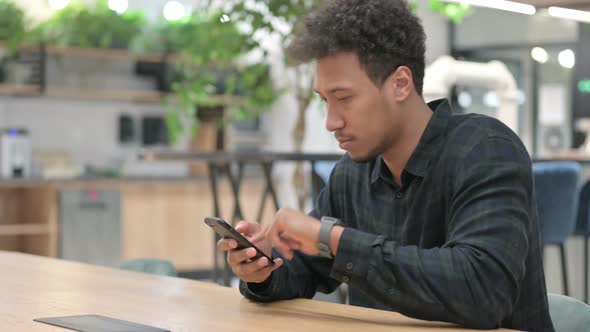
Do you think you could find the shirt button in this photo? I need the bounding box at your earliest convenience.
[389,288,395,295]
[342,276,350,283]
[395,192,403,199]
[346,262,354,270]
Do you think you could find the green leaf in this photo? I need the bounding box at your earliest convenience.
[0,0,27,50]
[165,111,183,145]
[38,0,145,49]
[426,0,470,22]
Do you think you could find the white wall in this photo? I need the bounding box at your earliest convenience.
[416,0,451,66]
[0,96,189,176]
[0,97,152,167]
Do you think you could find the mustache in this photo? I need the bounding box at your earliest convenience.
[335,132,353,141]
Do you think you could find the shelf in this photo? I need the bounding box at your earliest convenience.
[45,45,170,63]
[44,87,234,104]
[0,83,237,104]
[46,87,166,103]
[0,84,42,95]
[0,41,41,52]
[0,41,237,104]
[0,83,167,103]
[0,223,54,236]
[0,41,174,63]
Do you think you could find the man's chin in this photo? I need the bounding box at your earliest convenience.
[348,152,376,164]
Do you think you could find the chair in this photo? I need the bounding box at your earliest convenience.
[314,161,338,184]
[311,161,338,207]
[533,161,581,296]
[310,161,348,303]
[548,293,590,332]
[576,180,590,303]
[114,258,177,277]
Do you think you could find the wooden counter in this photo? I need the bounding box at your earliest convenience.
[0,177,276,271]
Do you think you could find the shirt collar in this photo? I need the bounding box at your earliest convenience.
[371,98,451,185]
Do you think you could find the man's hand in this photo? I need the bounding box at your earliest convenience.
[217,220,283,283]
[255,208,323,260]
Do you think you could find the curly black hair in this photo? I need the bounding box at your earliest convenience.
[287,0,426,95]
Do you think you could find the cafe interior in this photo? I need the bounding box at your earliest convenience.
[1,0,590,331]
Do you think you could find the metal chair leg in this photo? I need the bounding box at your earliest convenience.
[207,163,222,285]
[338,284,349,304]
[559,243,570,296]
[584,236,588,303]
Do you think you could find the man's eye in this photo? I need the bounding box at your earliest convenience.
[337,96,352,102]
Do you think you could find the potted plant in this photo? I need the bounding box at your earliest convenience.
[25,0,146,90]
[0,0,27,83]
[135,10,277,146]
[34,0,144,49]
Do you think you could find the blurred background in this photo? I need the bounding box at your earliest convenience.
[1,0,590,305]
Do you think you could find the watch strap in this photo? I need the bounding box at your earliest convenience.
[319,216,342,257]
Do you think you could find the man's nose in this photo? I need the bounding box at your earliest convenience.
[325,106,345,132]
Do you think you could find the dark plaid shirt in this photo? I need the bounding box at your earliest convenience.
[241,99,554,331]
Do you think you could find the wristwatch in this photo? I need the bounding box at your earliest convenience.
[317,216,343,258]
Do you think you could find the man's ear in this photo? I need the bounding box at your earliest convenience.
[385,66,414,102]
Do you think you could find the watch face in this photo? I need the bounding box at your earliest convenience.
[321,216,339,223]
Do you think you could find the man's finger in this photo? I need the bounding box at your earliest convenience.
[227,247,257,266]
[217,238,238,251]
[235,259,266,276]
[269,232,294,260]
[265,225,288,253]
[269,258,284,271]
[235,220,259,235]
[239,258,284,282]
[279,232,301,250]
[281,237,301,250]
[249,229,266,243]
[234,220,248,232]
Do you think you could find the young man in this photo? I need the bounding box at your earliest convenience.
[218,0,554,330]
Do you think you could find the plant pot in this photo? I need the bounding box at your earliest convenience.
[190,106,225,177]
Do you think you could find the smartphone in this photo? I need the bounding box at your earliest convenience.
[204,217,274,266]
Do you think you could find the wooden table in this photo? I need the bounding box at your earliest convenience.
[0,251,517,331]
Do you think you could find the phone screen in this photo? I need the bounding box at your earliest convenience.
[204,217,274,266]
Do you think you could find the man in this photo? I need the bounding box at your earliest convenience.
[218,0,554,330]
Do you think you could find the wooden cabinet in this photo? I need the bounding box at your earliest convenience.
[0,185,58,257]
[0,178,275,272]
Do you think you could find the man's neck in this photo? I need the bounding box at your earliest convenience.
[381,100,433,187]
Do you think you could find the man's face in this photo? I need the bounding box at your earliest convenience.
[315,52,402,162]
